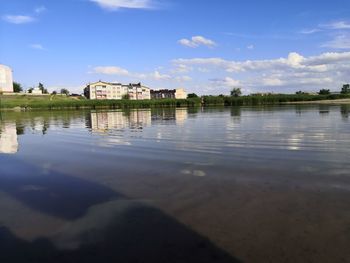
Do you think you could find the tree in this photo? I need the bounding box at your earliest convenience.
[122,94,130,100]
[13,82,23,93]
[38,82,48,94]
[296,91,307,95]
[51,91,57,95]
[319,89,330,95]
[27,87,33,93]
[341,84,350,94]
[60,88,70,96]
[230,88,242,97]
[187,93,198,98]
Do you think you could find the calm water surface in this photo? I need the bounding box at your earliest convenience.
[1,105,350,262]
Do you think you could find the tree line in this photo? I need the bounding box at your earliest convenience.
[12,82,70,95]
[187,84,350,99]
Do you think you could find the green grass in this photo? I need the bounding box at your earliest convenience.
[202,94,350,106]
[1,93,350,110]
[0,94,201,110]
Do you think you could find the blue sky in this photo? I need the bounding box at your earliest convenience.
[1,0,350,94]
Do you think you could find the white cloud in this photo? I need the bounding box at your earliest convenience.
[152,70,171,80]
[262,78,284,86]
[173,51,350,73]
[171,64,192,74]
[30,44,45,50]
[34,6,47,14]
[173,51,350,92]
[91,66,172,81]
[322,34,350,49]
[211,77,241,87]
[306,51,350,64]
[92,66,130,75]
[178,36,217,48]
[300,28,322,34]
[323,21,350,30]
[178,39,197,48]
[247,44,254,50]
[299,20,350,50]
[175,76,192,82]
[2,15,35,24]
[90,0,153,10]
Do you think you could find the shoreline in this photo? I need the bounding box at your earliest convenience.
[284,99,350,104]
[1,95,350,111]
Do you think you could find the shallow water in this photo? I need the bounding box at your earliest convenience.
[1,105,350,262]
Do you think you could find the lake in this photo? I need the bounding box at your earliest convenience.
[1,105,350,262]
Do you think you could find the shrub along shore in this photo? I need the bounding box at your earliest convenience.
[0,94,201,110]
[1,93,350,110]
[202,93,350,106]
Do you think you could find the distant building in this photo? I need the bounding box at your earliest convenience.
[250,93,273,96]
[0,64,13,93]
[84,81,150,100]
[31,87,43,95]
[151,89,176,99]
[150,88,187,99]
[175,88,187,99]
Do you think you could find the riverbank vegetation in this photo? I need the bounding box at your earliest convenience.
[1,83,350,110]
[0,94,201,110]
[202,93,350,106]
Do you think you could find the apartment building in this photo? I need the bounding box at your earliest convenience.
[127,83,151,100]
[84,81,150,100]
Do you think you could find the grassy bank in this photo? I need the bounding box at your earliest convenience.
[1,93,350,110]
[202,94,350,106]
[0,94,201,110]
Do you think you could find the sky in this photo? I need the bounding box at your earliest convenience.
[0,0,350,95]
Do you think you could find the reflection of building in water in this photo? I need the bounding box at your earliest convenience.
[0,122,18,154]
[175,109,188,125]
[90,110,152,132]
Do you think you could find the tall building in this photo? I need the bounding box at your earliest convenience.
[84,81,150,100]
[0,64,14,93]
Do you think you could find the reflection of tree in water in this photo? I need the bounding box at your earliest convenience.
[1,111,89,136]
[319,105,330,115]
[230,107,241,124]
[152,108,176,123]
[340,105,350,120]
[16,125,25,135]
[187,107,199,115]
[42,119,50,135]
[151,108,189,126]
[230,107,241,117]
[295,105,304,116]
